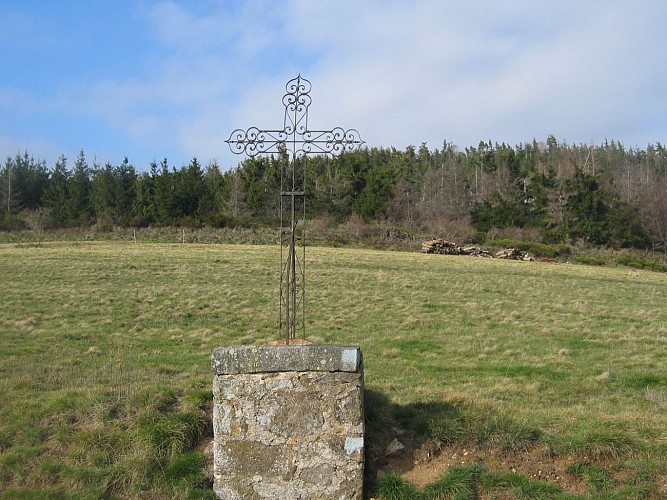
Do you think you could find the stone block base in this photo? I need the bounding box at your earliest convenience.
[211,345,364,499]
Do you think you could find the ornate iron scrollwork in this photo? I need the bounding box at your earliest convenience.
[225,75,364,341]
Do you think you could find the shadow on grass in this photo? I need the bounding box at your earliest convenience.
[363,388,542,498]
[363,389,664,499]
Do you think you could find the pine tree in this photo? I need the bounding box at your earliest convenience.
[43,155,70,227]
[132,165,156,227]
[200,160,225,225]
[90,162,116,227]
[1,157,21,214]
[113,157,137,225]
[153,158,175,226]
[173,157,204,224]
[68,150,92,225]
[19,153,49,211]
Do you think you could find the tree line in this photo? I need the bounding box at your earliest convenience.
[1,136,666,251]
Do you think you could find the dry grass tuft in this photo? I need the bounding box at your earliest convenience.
[644,387,667,406]
[382,348,402,358]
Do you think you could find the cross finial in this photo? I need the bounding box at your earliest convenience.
[226,75,363,160]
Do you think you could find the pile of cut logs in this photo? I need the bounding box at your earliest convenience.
[461,246,494,258]
[421,239,533,261]
[494,247,534,261]
[421,239,461,255]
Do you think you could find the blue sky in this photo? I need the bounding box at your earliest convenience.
[1,1,666,171]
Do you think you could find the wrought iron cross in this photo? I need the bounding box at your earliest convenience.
[226,75,364,342]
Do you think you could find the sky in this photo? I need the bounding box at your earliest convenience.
[1,0,666,172]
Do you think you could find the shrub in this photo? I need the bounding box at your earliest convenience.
[0,213,26,231]
[617,255,667,273]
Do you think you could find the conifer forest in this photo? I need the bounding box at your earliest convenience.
[1,136,666,252]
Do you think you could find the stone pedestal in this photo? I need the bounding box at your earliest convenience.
[211,345,365,500]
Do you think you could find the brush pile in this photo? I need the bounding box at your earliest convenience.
[421,239,533,260]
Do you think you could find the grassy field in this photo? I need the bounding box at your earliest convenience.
[0,241,665,498]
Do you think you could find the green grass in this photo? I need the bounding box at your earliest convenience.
[377,461,661,499]
[1,241,666,497]
[377,464,572,499]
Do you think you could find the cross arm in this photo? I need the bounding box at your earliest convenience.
[299,128,364,156]
[226,127,289,157]
[226,126,364,158]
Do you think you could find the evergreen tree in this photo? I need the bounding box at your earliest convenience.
[153,158,175,225]
[90,162,116,227]
[0,157,21,215]
[337,149,371,217]
[113,157,137,225]
[68,150,92,225]
[561,169,647,247]
[173,157,204,225]
[43,155,70,227]
[354,162,394,219]
[20,154,49,211]
[200,160,226,226]
[1,153,50,229]
[241,157,276,220]
[132,165,156,227]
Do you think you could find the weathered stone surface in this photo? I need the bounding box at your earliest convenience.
[211,344,362,375]
[211,345,364,499]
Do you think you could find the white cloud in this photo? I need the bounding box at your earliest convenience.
[0,134,67,164]
[3,0,666,169]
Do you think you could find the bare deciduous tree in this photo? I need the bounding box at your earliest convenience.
[639,177,667,251]
[21,208,51,245]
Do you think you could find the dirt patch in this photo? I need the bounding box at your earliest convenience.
[372,428,590,497]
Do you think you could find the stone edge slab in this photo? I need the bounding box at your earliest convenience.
[211,345,362,375]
